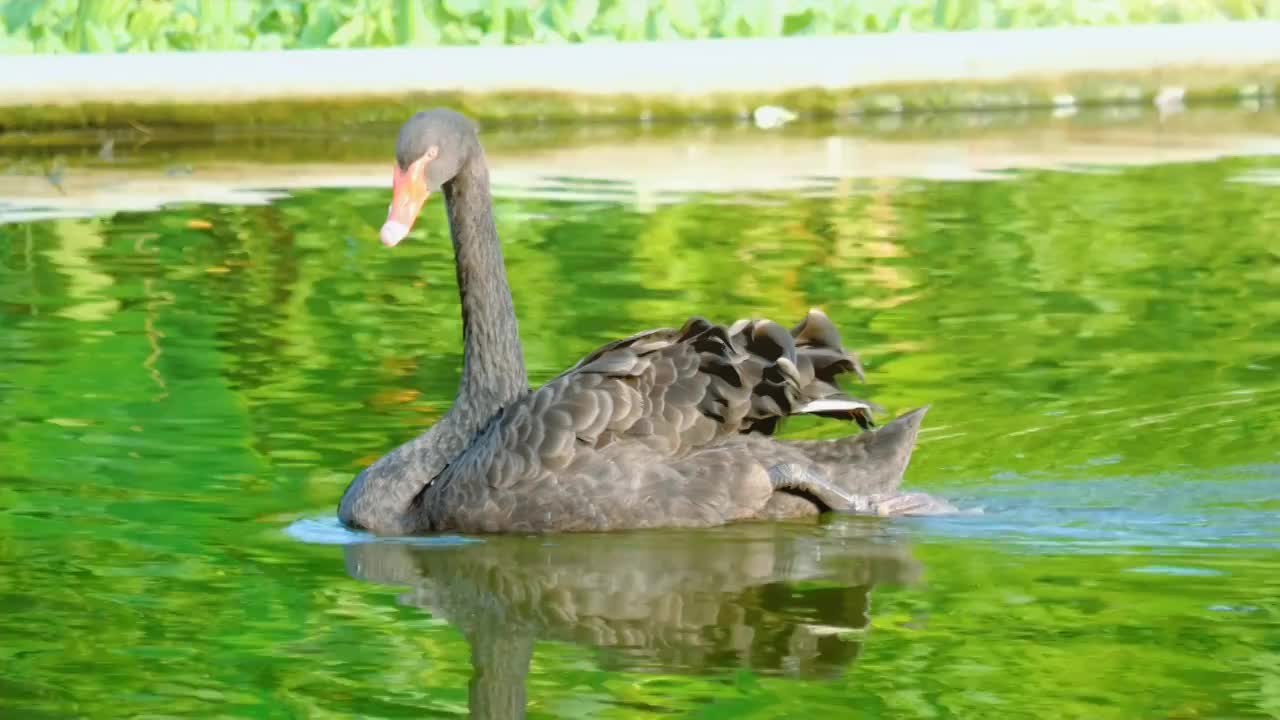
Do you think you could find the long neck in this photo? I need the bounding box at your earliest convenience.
[443,145,528,415]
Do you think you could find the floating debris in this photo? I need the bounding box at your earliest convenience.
[1154,86,1186,114]
[1052,94,1078,118]
[753,105,797,130]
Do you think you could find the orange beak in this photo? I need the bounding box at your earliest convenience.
[380,156,430,247]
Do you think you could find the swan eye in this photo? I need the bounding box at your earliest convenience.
[426,146,439,160]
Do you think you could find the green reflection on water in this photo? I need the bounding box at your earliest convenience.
[1,153,1278,718]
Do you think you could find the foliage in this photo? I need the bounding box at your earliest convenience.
[1,0,1278,53]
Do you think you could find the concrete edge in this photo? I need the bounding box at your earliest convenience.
[2,21,1279,131]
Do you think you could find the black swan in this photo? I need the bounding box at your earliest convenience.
[338,108,955,535]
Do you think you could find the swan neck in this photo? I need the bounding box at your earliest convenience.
[444,146,527,412]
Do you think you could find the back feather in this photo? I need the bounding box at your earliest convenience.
[551,308,877,455]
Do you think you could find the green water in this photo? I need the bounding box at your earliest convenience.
[2,148,1279,718]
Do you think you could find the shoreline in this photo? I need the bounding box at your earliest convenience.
[1,21,1277,132]
[4,107,1278,225]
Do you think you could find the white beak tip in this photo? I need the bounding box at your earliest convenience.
[380,221,410,247]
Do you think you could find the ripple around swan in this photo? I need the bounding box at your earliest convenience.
[281,466,1280,554]
[284,516,481,547]
[910,467,1280,552]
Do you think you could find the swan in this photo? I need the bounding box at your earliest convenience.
[338,108,954,535]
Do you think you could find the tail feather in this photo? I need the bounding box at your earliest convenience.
[727,308,878,434]
[783,405,929,496]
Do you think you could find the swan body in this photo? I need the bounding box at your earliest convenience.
[337,108,954,535]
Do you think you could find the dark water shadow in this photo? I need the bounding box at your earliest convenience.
[342,522,921,718]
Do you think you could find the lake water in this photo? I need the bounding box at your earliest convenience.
[2,115,1279,718]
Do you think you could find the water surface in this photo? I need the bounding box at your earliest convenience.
[2,125,1279,718]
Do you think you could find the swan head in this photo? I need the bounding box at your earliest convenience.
[382,108,478,247]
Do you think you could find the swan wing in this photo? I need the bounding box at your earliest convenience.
[523,308,878,459]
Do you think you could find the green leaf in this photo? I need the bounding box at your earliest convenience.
[3,0,43,32]
[622,0,648,40]
[548,1,571,34]
[782,9,815,35]
[487,0,508,42]
[395,0,437,45]
[1223,0,1259,19]
[83,22,116,52]
[252,32,286,50]
[0,31,36,53]
[567,0,598,35]
[197,0,228,28]
[503,4,537,42]
[649,7,681,39]
[441,0,486,18]
[745,0,783,36]
[127,1,175,44]
[328,16,366,46]
[664,0,700,36]
[299,5,338,46]
[932,0,951,28]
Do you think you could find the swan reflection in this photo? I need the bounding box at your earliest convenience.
[344,520,923,718]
